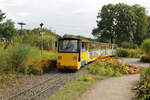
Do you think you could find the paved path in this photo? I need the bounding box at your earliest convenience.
[118,58,150,68]
[78,74,139,100]
[78,58,149,100]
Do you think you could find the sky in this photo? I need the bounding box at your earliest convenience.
[0,0,150,37]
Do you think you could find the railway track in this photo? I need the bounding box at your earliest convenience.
[1,67,86,100]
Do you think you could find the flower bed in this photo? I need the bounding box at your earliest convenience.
[88,57,141,76]
[134,68,150,100]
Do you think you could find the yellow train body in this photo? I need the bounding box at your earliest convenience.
[56,38,117,70]
[57,53,81,70]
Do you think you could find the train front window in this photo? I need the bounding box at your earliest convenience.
[59,40,78,52]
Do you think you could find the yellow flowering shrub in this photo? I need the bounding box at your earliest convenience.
[127,49,143,58]
[28,60,54,75]
[88,57,141,76]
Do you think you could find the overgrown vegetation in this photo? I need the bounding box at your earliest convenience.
[116,48,142,58]
[0,9,58,88]
[88,57,141,75]
[120,41,138,49]
[0,44,56,75]
[141,39,150,56]
[134,68,150,100]
[140,39,150,62]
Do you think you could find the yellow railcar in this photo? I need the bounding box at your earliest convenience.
[56,37,117,71]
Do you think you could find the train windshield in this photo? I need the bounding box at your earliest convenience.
[58,40,78,52]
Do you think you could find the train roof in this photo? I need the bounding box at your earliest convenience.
[58,37,117,45]
[58,37,89,42]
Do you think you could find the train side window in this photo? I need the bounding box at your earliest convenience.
[89,43,97,51]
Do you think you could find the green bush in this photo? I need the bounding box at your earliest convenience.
[120,41,138,49]
[42,36,57,51]
[130,43,138,49]
[6,44,40,74]
[88,65,105,75]
[140,68,150,80]
[141,39,150,56]
[116,48,129,57]
[120,41,130,48]
[88,59,123,77]
[105,67,114,76]
[140,55,150,63]
[0,47,7,73]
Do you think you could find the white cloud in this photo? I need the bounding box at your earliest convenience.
[0,0,150,37]
[73,10,88,15]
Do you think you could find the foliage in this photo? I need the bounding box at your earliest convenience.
[116,48,129,57]
[88,57,141,76]
[0,10,5,22]
[18,28,58,51]
[92,3,148,45]
[2,44,40,74]
[88,60,123,76]
[140,55,150,63]
[120,41,131,48]
[41,51,56,60]
[0,47,6,73]
[28,66,43,75]
[27,51,56,74]
[0,19,17,40]
[133,5,148,45]
[141,39,150,56]
[120,41,138,49]
[88,64,106,75]
[134,68,150,100]
[41,36,56,51]
[116,48,142,58]
[128,49,139,58]
[0,10,57,76]
[147,17,150,38]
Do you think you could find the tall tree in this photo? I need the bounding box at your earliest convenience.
[92,4,116,43]
[0,10,6,37]
[92,3,148,45]
[114,4,136,43]
[132,5,148,45]
[147,17,150,38]
[0,10,5,22]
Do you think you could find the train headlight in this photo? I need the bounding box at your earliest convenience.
[58,56,62,60]
[73,56,77,60]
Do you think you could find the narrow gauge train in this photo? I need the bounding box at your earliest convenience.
[56,37,117,71]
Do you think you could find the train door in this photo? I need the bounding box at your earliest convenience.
[81,42,88,66]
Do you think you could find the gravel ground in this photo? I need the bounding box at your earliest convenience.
[0,70,59,99]
[0,67,86,100]
[78,58,149,100]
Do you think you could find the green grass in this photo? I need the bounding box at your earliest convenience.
[41,50,56,60]
[49,74,107,100]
